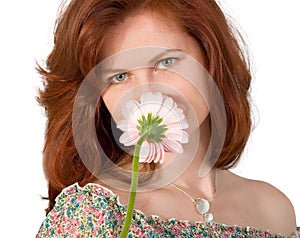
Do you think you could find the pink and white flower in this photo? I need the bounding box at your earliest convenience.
[117,92,189,164]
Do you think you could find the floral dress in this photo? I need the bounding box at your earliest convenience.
[36,183,300,237]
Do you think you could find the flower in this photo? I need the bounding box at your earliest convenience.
[117,92,189,164]
[117,92,189,238]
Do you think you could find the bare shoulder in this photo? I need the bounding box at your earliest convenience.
[220,169,297,236]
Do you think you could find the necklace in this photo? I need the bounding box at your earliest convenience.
[169,170,217,223]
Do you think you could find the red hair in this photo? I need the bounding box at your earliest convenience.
[38,0,252,214]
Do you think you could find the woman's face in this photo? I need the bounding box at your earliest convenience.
[101,11,209,129]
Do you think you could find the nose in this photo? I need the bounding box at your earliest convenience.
[131,67,154,84]
[130,67,156,94]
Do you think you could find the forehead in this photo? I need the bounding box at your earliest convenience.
[101,11,191,59]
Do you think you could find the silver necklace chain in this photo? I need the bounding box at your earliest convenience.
[170,182,217,202]
[170,183,196,203]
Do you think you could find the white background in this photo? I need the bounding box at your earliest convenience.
[0,0,299,237]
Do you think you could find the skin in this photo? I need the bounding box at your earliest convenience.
[99,11,297,236]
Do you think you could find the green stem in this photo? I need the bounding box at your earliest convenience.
[120,132,148,238]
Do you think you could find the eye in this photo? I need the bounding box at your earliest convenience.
[109,72,128,83]
[155,57,177,70]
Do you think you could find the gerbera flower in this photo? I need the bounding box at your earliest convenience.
[117,91,189,164]
[117,91,189,237]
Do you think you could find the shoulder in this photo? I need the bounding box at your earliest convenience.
[222,170,297,236]
[246,177,296,226]
[36,183,119,237]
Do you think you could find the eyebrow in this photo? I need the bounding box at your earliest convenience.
[101,48,184,75]
[149,48,184,64]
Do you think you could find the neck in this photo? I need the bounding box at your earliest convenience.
[161,116,216,198]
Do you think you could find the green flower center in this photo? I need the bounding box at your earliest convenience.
[136,112,167,143]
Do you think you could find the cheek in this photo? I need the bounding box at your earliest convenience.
[182,89,209,131]
[102,85,137,122]
[192,94,209,124]
[102,90,119,122]
[167,77,209,128]
[154,71,210,128]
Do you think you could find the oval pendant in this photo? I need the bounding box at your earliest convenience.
[204,213,213,223]
[195,198,210,215]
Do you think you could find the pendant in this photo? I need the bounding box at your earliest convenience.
[204,213,213,223]
[195,198,213,223]
[196,198,209,216]
[195,198,210,215]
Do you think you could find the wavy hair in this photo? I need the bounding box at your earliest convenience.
[38,0,252,214]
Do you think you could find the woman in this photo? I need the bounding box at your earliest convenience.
[36,0,299,237]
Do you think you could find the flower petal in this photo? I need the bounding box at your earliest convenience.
[173,107,185,121]
[141,92,163,104]
[119,130,139,146]
[122,100,143,124]
[122,100,139,118]
[165,130,189,144]
[139,141,157,163]
[145,143,155,163]
[158,143,165,164]
[139,141,150,162]
[140,92,164,116]
[167,120,189,130]
[157,96,175,118]
[117,120,136,132]
[153,142,163,163]
[162,138,183,154]
[163,107,185,125]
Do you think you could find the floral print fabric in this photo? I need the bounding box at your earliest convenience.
[36,183,300,238]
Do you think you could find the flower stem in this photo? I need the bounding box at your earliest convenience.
[120,132,148,238]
